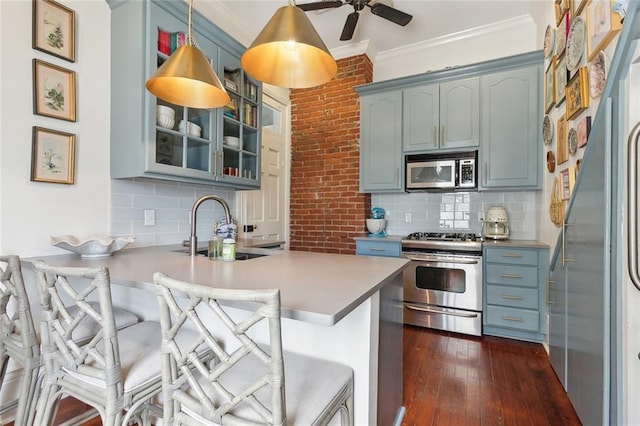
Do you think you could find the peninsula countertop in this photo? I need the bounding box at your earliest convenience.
[26,244,409,327]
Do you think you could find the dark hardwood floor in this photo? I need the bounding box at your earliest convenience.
[11,325,581,425]
[402,325,582,426]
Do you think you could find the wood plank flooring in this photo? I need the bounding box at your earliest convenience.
[402,325,582,426]
[10,325,581,425]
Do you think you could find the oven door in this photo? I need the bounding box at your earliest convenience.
[403,252,482,311]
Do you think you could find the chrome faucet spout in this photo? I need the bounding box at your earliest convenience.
[188,194,232,256]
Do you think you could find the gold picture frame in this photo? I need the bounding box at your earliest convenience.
[554,54,568,107]
[565,67,589,120]
[32,0,75,62]
[555,0,572,25]
[33,59,76,122]
[545,61,556,113]
[31,126,75,184]
[586,0,622,61]
[557,115,569,165]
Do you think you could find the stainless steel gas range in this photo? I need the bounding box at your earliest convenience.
[401,232,483,336]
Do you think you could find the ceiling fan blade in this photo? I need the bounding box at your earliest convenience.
[340,11,359,40]
[296,1,344,12]
[369,2,413,26]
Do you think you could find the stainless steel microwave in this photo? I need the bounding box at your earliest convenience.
[405,151,477,192]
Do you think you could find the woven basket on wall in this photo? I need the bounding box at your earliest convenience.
[549,176,564,227]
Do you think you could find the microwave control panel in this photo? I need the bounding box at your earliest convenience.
[459,160,475,187]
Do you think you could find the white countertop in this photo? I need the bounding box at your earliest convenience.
[26,245,408,327]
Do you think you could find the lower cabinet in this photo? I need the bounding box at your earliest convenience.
[355,239,402,258]
[483,245,549,342]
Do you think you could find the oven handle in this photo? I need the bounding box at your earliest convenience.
[404,303,480,318]
[404,255,479,265]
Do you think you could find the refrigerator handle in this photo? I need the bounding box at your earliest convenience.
[628,121,640,291]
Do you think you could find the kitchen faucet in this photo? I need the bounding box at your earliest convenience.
[187,194,232,257]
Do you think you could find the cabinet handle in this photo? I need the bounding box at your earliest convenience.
[483,162,487,185]
[396,167,400,186]
[562,222,575,265]
[500,253,523,258]
[500,295,524,300]
[369,248,386,252]
[502,316,524,322]
[441,125,445,145]
[547,279,555,305]
[213,151,217,175]
[500,273,523,279]
[628,121,640,291]
[433,126,437,147]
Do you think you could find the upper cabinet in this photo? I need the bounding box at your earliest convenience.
[359,91,403,192]
[107,0,261,189]
[479,64,541,190]
[403,78,479,152]
[355,51,542,193]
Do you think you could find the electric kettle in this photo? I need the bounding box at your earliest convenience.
[483,206,510,240]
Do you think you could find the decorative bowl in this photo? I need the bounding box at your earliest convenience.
[50,235,135,258]
[179,120,201,138]
[157,113,175,129]
[223,136,240,148]
[156,105,175,117]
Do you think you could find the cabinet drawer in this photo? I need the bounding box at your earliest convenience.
[485,264,538,287]
[486,285,538,309]
[485,248,539,265]
[356,240,401,257]
[485,305,539,332]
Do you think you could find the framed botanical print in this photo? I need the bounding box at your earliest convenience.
[586,0,622,61]
[565,67,589,120]
[560,167,576,200]
[32,0,75,62]
[31,126,75,184]
[554,54,568,107]
[577,115,592,147]
[33,59,76,122]
[545,61,556,113]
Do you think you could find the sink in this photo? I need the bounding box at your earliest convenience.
[174,248,266,260]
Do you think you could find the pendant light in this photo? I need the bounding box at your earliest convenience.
[145,0,230,108]
[241,2,337,88]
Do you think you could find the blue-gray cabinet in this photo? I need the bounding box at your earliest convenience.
[479,64,541,190]
[355,238,402,257]
[108,0,261,189]
[483,245,549,342]
[358,91,403,192]
[402,78,479,153]
[355,51,543,194]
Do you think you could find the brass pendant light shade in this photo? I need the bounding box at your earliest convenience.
[241,5,337,89]
[145,0,230,109]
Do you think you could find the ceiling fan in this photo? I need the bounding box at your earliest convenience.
[296,0,413,41]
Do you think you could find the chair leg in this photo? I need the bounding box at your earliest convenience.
[14,360,41,426]
[33,380,62,426]
[340,393,354,426]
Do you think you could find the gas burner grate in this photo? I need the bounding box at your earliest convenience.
[406,232,481,242]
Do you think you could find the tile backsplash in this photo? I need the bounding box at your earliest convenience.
[372,190,540,239]
[110,178,236,247]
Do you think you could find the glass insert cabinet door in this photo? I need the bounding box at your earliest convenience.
[149,7,261,187]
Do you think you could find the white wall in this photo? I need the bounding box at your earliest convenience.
[0,0,245,258]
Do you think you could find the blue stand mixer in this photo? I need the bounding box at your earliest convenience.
[366,207,386,236]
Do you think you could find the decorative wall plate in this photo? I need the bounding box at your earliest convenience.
[544,25,556,58]
[589,51,607,98]
[566,16,585,72]
[543,115,554,145]
[568,127,578,155]
[547,150,556,172]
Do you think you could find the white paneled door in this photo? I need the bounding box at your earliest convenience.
[238,94,288,244]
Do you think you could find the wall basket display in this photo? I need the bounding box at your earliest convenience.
[32,59,76,122]
[550,175,565,227]
[32,0,76,62]
[566,66,589,120]
[31,126,75,184]
[586,0,622,61]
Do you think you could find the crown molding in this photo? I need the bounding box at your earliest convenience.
[376,14,534,62]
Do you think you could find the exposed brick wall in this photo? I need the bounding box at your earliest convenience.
[289,55,373,254]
